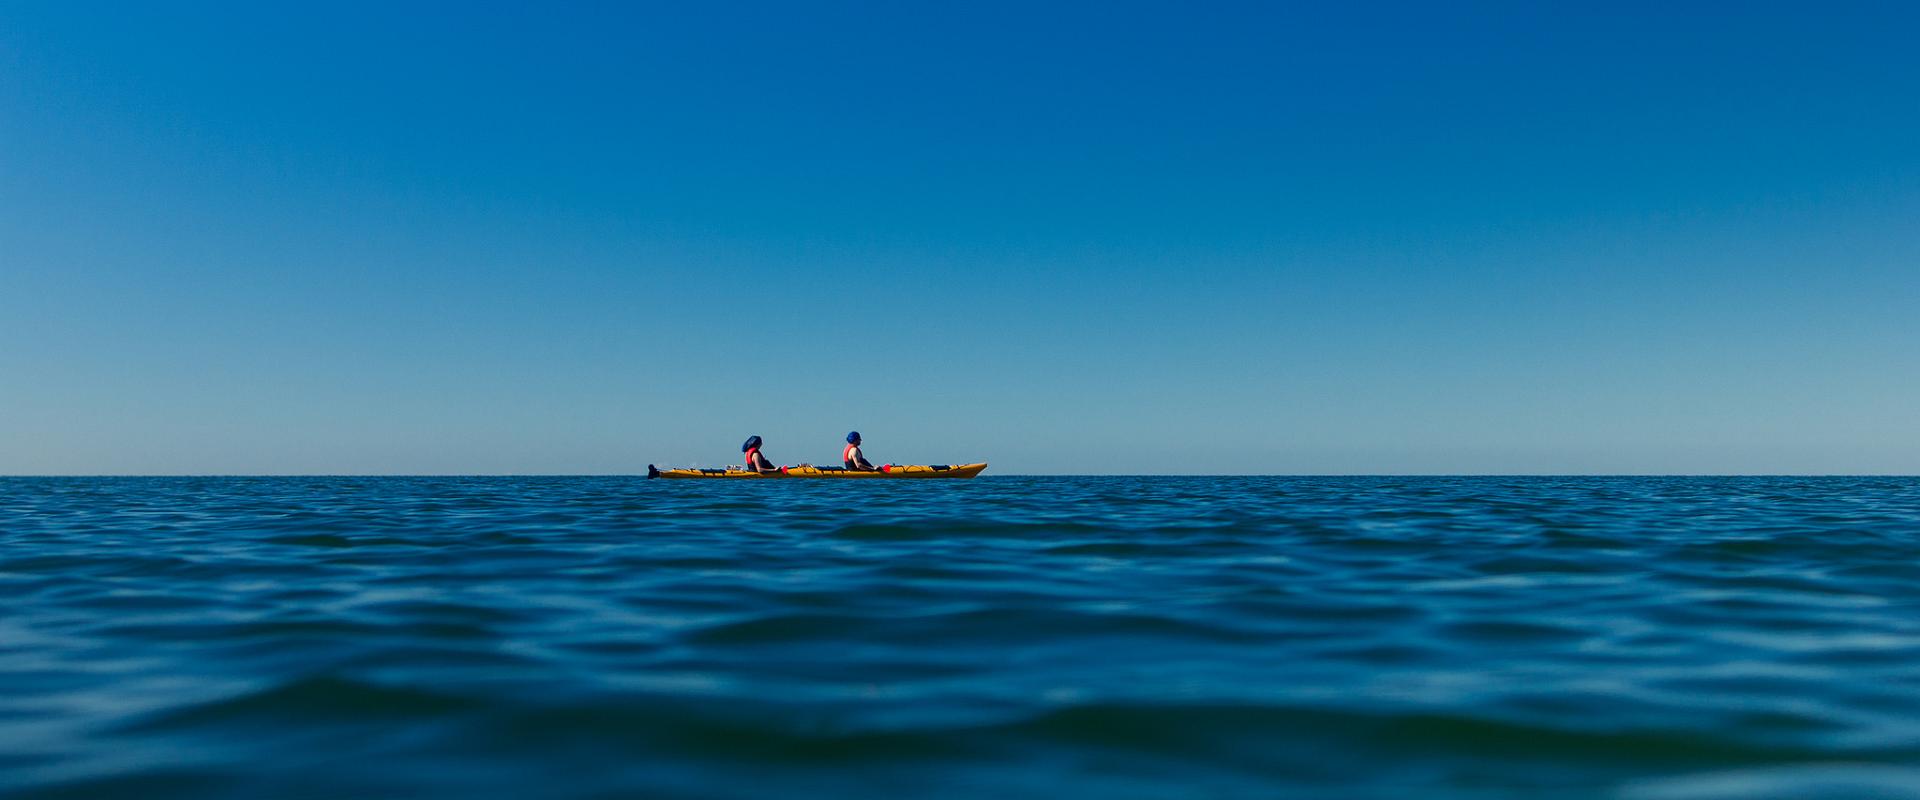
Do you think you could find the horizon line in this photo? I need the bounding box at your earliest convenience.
[3,473,1917,479]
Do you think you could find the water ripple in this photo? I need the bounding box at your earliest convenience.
[3,475,1920,798]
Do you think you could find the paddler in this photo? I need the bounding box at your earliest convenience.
[741,435,782,474]
[843,431,880,472]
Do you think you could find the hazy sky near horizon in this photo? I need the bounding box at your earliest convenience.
[3,2,1917,474]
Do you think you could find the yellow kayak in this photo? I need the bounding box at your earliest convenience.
[648,462,987,479]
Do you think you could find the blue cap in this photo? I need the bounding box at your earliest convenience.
[846,431,861,444]
[742,435,762,453]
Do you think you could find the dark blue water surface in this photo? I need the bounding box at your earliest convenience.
[6,476,1920,799]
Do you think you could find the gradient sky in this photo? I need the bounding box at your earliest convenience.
[3,2,1917,474]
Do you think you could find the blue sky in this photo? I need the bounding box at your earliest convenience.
[2,2,1916,474]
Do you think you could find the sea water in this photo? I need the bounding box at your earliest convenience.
[4,476,1919,798]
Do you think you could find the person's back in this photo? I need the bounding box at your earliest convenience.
[843,431,877,471]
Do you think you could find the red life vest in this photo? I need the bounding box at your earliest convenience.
[843,444,859,465]
[745,447,764,470]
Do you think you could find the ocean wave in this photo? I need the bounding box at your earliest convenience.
[6,476,1920,798]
